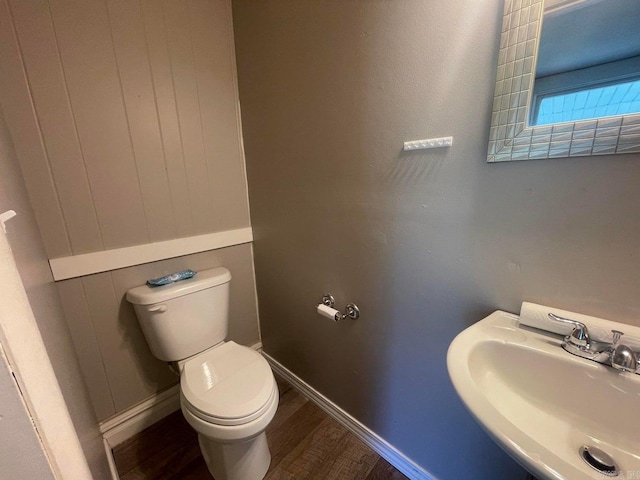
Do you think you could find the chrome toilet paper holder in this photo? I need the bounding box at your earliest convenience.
[321,294,360,320]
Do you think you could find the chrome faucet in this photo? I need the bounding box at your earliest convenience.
[610,330,638,373]
[548,313,639,374]
[548,313,591,351]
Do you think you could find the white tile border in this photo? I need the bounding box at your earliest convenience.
[263,353,438,480]
[487,0,640,162]
[49,227,253,280]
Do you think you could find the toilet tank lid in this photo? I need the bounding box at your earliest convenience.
[125,267,231,305]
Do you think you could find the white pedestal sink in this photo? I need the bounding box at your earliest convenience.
[447,310,640,480]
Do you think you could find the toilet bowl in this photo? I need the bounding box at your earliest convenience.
[126,268,278,480]
[179,342,278,480]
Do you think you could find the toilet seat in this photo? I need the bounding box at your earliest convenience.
[181,341,276,426]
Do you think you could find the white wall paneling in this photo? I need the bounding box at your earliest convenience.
[50,227,253,280]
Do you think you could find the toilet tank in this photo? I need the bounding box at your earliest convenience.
[126,267,231,362]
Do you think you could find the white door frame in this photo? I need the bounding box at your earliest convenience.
[0,215,93,480]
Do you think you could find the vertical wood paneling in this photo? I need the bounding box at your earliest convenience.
[162,0,213,234]
[6,0,252,257]
[107,268,177,410]
[8,0,104,255]
[0,0,71,258]
[189,0,251,230]
[48,0,149,249]
[81,272,171,413]
[56,278,116,420]
[69,245,257,420]
[106,0,177,243]
[141,0,195,237]
[3,0,257,421]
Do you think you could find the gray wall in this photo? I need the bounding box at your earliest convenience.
[232,1,640,479]
[0,108,111,478]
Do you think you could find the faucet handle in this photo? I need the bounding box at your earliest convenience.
[548,313,590,349]
[610,330,638,374]
[611,330,623,345]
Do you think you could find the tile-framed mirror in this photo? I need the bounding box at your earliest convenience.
[487,0,640,162]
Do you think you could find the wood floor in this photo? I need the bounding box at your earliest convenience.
[113,377,408,480]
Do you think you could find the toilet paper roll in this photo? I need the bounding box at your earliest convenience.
[519,302,640,349]
[317,303,340,322]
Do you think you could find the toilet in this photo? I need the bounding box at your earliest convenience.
[126,267,278,480]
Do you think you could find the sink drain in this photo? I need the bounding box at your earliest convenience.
[580,446,619,476]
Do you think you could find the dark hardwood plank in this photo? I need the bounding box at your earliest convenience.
[113,410,196,477]
[266,399,327,470]
[112,375,407,480]
[120,441,202,480]
[266,385,308,433]
[265,416,348,480]
[365,457,409,480]
[166,457,211,480]
[310,429,380,480]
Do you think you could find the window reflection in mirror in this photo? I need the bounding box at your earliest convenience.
[530,0,640,126]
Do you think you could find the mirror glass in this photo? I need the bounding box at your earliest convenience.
[531,0,640,126]
[488,0,640,162]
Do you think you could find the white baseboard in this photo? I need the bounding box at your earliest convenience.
[263,353,438,480]
[103,438,121,480]
[100,384,181,449]
[100,341,441,480]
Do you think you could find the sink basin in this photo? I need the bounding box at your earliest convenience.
[447,311,640,480]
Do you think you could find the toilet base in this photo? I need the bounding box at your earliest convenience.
[198,431,271,480]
